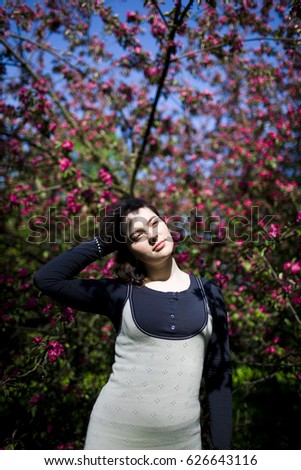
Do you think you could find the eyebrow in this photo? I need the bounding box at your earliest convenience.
[129,215,158,238]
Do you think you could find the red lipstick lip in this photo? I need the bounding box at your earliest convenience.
[153,240,166,252]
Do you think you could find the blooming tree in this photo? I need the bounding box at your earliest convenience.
[1,0,301,449]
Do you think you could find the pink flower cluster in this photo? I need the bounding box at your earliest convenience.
[62,306,74,323]
[29,393,43,405]
[32,337,64,364]
[283,260,301,274]
[101,324,113,341]
[268,223,281,238]
[66,189,82,214]
[8,184,38,216]
[150,14,167,38]
[47,341,65,364]
[98,168,113,186]
[56,443,74,450]
[61,140,74,152]
[265,337,280,355]
[101,258,115,277]
[59,157,72,172]
[144,66,161,78]
[126,11,140,22]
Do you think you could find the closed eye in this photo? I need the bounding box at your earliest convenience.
[150,217,160,228]
[131,231,145,242]
[129,216,161,242]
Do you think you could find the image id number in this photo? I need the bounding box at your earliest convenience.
[186,455,258,466]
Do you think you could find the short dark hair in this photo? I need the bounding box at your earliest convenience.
[99,198,163,286]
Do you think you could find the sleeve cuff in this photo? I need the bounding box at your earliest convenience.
[94,236,104,257]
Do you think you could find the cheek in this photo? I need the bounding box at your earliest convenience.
[161,223,172,238]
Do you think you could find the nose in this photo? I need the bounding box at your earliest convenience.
[148,233,158,246]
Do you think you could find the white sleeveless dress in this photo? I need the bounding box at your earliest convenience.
[84,288,212,450]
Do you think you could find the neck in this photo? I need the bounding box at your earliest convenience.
[144,257,181,283]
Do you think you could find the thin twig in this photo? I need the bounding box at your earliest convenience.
[172,36,301,63]
[150,0,169,27]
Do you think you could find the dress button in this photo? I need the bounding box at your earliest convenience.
[171,325,175,330]
[171,314,175,318]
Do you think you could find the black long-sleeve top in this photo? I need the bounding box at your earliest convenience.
[33,238,232,449]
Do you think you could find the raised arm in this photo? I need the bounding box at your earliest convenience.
[203,279,232,450]
[33,237,123,326]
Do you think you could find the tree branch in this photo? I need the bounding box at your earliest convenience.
[129,0,193,196]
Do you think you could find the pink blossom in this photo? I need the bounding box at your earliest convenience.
[151,16,167,37]
[42,304,53,315]
[47,341,64,364]
[59,157,72,172]
[20,282,31,291]
[102,324,112,333]
[145,66,160,77]
[61,140,74,151]
[167,184,177,192]
[243,199,253,207]
[269,223,280,238]
[98,168,113,186]
[99,190,117,204]
[32,336,44,344]
[214,272,229,289]
[101,258,115,277]
[282,283,293,294]
[17,268,29,277]
[283,260,301,274]
[292,294,301,305]
[29,393,43,405]
[9,194,19,205]
[283,262,292,270]
[126,11,138,22]
[203,188,213,196]
[66,192,82,214]
[56,443,74,450]
[265,346,277,354]
[62,306,74,323]
[101,323,113,341]
[297,211,301,223]
[291,261,301,274]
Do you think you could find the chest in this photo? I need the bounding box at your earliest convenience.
[128,284,209,340]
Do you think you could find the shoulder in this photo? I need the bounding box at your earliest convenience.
[201,277,223,295]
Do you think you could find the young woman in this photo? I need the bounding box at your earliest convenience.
[33,198,232,450]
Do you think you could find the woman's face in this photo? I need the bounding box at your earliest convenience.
[124,207,174,266]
